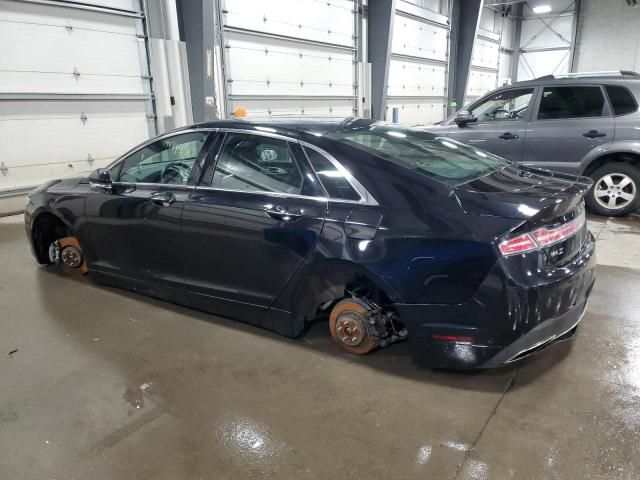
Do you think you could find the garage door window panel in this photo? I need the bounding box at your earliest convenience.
[118,132,209,185]
[537,86,607,120]
[212,133,303,195]
[470,88,535,122]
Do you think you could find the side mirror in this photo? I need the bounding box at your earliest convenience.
[89,168,112,192]
[454,110,477,127]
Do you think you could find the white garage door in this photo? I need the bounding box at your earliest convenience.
[219,0,358,118]
[0,0,155,194]
[387,4,449,126]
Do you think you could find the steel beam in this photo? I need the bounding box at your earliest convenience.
[447,0,484,116]
[510,2,522,82]
[176,0,218,122]
[569,0,581,72]
[521,46,571,53]
[367,0,397,121]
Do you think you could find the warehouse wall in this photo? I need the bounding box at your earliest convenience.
[573,0,640,73]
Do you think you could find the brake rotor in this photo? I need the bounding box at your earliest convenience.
[58,236,87,274]
[329,299,377,354]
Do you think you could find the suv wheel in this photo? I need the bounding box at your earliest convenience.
[586,163,640,217]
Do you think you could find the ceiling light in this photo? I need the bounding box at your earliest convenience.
[533,5,552,14]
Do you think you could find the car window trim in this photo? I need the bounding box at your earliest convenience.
[532,84,613,121]
[198,128,378,206]
[110,181,195,190]
[467,86,539,124]
[106,128,218,185]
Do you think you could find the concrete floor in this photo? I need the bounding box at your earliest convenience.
[2,213,640,479]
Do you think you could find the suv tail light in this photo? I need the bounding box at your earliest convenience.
[499,210,586,256]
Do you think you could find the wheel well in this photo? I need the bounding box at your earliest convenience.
[583,152,640,177]
[31,212,69,264]
[289,261,397,325]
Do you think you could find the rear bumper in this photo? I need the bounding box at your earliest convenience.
[478,298,587,368]
[395,233,596,369]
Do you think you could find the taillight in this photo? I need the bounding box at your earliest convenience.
[498,233,537,256]
[499,210,585,256]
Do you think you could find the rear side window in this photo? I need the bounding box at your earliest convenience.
[538,86,606,119]
[304,147,361,201]
[606,85,638,116]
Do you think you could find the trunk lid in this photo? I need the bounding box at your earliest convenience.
[454,165,593,266]
[454,165,592,221]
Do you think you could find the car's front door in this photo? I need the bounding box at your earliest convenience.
[446,87,537,161]
[84,130,214,297]
[181,130,327,322]
[522,85,615,173]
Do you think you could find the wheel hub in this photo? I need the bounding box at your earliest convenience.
[335,311,367,347]
[61,245,83,268]
[594,173,636,210]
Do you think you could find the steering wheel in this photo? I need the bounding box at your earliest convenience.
[491,109,510,120]
[161,160,191,184]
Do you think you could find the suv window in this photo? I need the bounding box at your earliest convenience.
[303,147,361,201]
[538,86,606,120]
[470,88,535,122]
[118,132,208,184]
[606,85,638,116]
[211,133,303,194]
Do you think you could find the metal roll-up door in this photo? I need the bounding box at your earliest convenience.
[465,29,500,104]
[387,3,449,126]
[0,0,155,196]
[218,0,358,118]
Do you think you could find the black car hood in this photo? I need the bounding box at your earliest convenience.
[453,166,592,220]
[44,171,92,191]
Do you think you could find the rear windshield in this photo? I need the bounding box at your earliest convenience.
[327,127,506,186]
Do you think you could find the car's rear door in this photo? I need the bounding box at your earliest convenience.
[521,85,615,173]
[84,129,214,298]
[446,87,537,161]
[180,129,327,321]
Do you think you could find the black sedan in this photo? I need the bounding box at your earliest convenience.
[25,118,596,368]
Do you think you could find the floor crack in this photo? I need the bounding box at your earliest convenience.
[452,369,518,479]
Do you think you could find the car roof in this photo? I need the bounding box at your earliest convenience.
[175,117,377,139]
[496,75,640,90]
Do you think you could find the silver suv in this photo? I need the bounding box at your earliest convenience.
[420,71,640,216]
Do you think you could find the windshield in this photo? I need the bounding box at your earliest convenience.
[327,125,507,186]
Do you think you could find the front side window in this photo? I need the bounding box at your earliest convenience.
[606,85,638,116]
[118,132,208,184]
[304,147,360,201]
[537,86,606,120]
[470,88,535,122]
[211,133,303,194]
[327,126,506,186]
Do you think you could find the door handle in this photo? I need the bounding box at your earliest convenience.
[264,205,303,222]
[583,130,607,139]
[499,132,519,140]
[149,192,176,207]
